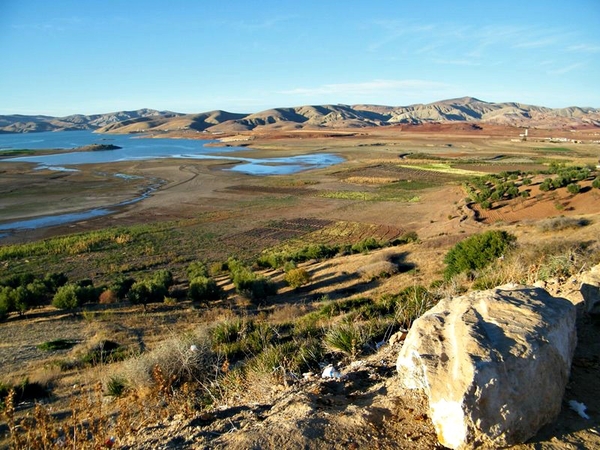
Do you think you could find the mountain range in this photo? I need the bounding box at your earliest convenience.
[2,97,599,134]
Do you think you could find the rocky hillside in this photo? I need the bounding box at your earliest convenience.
[1,97,599,134]
[0,109,180,133]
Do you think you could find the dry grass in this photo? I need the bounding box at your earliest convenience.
[345,176,400,185]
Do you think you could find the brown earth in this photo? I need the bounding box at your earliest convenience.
[0,125,599,449]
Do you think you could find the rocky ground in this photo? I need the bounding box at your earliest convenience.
[116,282,600,450]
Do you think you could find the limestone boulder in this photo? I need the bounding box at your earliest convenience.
[397,285,577,449]
[580,264,600,314]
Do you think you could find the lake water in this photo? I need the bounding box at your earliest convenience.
[0,131,344,235]
[0,130,343,175]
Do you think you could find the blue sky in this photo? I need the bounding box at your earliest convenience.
[1,1,599,116]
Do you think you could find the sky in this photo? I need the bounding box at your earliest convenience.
[1,1,599,116]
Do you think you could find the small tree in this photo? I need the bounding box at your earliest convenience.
[128,281,152,309]
[0,287,14,320]
[52,284,82,310]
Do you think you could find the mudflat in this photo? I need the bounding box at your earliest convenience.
[1,124,598,245]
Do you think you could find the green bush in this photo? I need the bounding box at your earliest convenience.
[110,276,135,300]
[539,179,553,192]
[351,237,381,254]
[80,340,128,366]
[43,272,68,292]
[128,270,173,307]
[187,261,209,279]
[593,177,600,189]
[230,263,277,301]
[52,284,82,310]
[443,230,516,280]
[37,339,77,351]
[189,276,222,302]
[284,268,311,289]
[567,183,581,195]
[0,290,10,321]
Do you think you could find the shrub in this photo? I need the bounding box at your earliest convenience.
[37,339,77,351]
[539,179,553,192]
[351,237,381,254]
[593,177,600,189]
[75,283,98,304]
[80,340,129,366]
[187,261,209,280]
[152,269,173,288]
[247,342,298,376]
[110,276,135,300]
[52,284,82,310]
[230,263,277,301]
[120,330,216,389]
[394,285,437,328]
[284,268,311,289]
[128,270,173,307]
[397,230,419,244]
[358,261,398,280]
[537,216,590,232]
[443,230,516,279]
[127,281,152,307]
[43,272,68,292]
[99,289,118,304]
[567,183,581,195]
[189,276,222,302]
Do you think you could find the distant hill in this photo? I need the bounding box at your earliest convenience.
[1,98,599,134]
[0,109,180,133]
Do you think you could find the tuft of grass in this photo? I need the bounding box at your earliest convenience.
[324,323,366,358]
[37,339,77,351]
[105,376,127,397]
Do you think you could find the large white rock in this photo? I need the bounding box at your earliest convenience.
[580,264,600,314]
[397,285,577,449]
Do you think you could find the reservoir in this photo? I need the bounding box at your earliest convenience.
[0,131,344,235]
[0,131,343,175]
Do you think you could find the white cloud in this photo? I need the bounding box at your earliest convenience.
[548,62,586,75]
[567,43,600,53]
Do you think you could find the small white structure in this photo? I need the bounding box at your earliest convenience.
[519,128,529,141]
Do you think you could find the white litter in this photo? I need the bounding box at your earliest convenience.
[321,364,341,379]
[190,345,198,352]
[569,400,590,419]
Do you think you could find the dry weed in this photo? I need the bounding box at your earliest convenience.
[268,303,310,323]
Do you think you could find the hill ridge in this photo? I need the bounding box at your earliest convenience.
[1,98,599,134]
